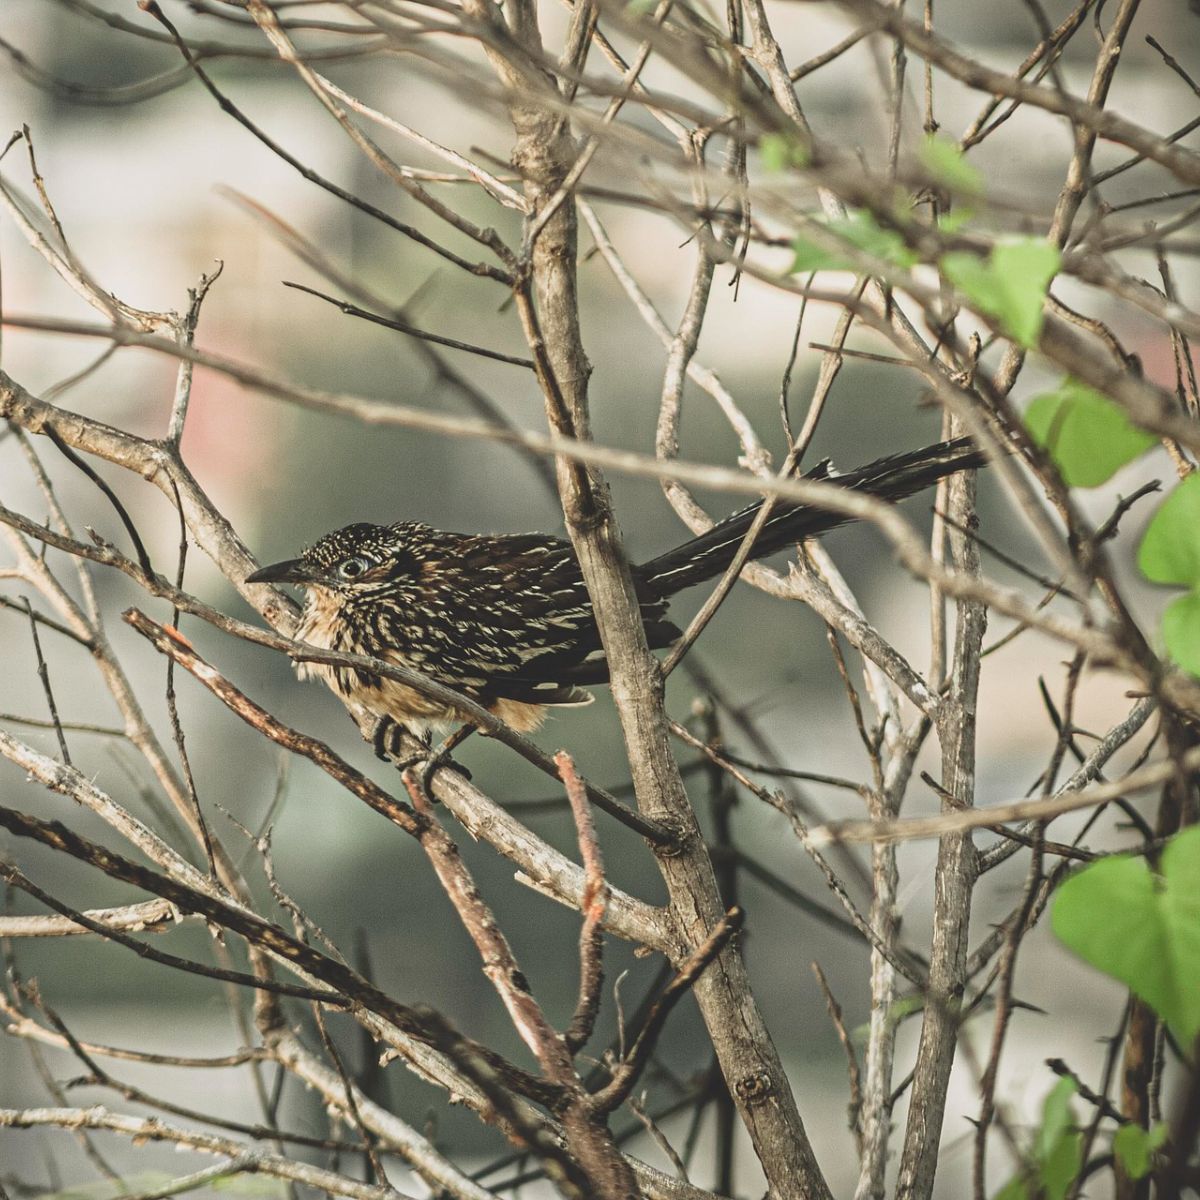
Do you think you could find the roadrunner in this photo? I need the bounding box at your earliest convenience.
[248,438,986,740]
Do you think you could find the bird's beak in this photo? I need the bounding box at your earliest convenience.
[246,558,315,586]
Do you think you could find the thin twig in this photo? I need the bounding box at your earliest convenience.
[20,597,70,764]
[589,908,744,1115]
[282,281,535,368]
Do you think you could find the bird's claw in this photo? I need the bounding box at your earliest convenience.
[415,742,473,794]
[371,717,473,791]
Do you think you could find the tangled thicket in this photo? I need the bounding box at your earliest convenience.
[1,1,1199,1198]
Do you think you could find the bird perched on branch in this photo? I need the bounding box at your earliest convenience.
[248,438,986,748]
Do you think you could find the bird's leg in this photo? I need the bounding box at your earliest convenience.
[372,714,413,762]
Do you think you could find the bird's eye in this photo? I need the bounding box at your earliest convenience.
[338,557,370,580]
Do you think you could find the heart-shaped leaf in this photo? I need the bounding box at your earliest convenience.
[1113,1122,1168,1181]
[1138,473,1200,677]
[992,1078,1082,1200]
[1139,472,1200,586]
[1025,381,1155,487]
[1052,827,1200,1043]
[1161,591,1200,676]
[942,237,1060,347]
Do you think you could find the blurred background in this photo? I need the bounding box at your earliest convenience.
[1,0,1197,1194]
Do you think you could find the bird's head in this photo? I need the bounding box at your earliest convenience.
[247,523,408,594]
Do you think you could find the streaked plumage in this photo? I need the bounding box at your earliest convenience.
[248,438,986,734]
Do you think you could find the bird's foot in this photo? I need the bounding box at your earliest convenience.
[381,722,476,793]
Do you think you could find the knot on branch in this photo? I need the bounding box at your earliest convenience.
[734,1070,775,1107]
[646,811,691,857]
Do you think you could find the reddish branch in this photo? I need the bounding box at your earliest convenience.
[558,749,610,1054]
[403,771,639,1199]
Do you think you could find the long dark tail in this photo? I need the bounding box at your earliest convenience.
[638,436,988,597]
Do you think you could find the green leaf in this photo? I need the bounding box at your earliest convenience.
[761,134,789,173]
[942,237,1060,347]
[1037,1077,1077,1156]
[992,1176,1029,1200]
[1035,1078,1082,1200]
[938,207,976,234]
[1052,826,1200,1042]
[1138,472,1200,585]
[792,210,918,274]
[791,241,837,273]
[992,239,1061,340]
[1138,475,1200,677]
[1042,1132,1083,1200]
[844,213,918,267]
[1113,1122,1169,1181]
[1025,380,1155,487]
[993,1079,1080,1200]
[1162,591,1200,676]
[920,135,983,194]
[1042,1131,1083,1200]
[761,132,808,172]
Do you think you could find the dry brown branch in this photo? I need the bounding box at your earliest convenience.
[0,1107,413,1200]
[0,899,182,939]
[0,801,560,1107]
[829,0,1200,185]
[820,755,1190,847]
[896,434,985,1200]
[590,907,745,1117]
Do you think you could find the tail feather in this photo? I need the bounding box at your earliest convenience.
[638,436,987,596]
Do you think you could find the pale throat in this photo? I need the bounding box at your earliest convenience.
[293,587,343,682]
